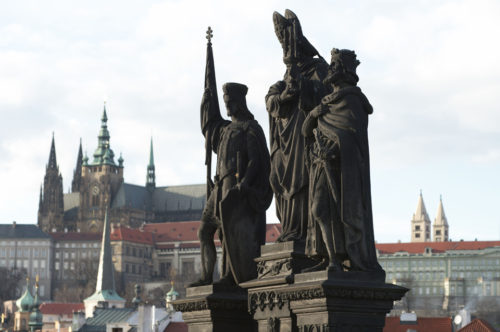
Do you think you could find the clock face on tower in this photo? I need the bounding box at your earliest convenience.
[92,185,100,195]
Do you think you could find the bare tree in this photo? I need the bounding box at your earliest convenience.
[0,268,26,301]
[53,258,98,302]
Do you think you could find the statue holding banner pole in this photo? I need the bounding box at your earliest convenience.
[190,27,273,287]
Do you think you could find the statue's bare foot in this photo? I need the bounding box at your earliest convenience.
[188,278,212,287]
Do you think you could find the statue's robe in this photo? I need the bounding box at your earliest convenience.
[202,107,272,283]
[305,86,382,272]
[265,57,328,242]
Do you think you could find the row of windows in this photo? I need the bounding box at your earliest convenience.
[0,259,48,268]
[414,225,430,232]
[55,242,100,248]
[125,263,143,274]
[0,240,49,246]
[55,250,99,259]
[0,248,48,258]
[381,257,500,269]
[123,246,151,258]
[55,261,97,271]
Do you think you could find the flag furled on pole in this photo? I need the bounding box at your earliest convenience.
[201,26,219,198]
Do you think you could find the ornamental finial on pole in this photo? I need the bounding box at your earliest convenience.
[206,26,213,45]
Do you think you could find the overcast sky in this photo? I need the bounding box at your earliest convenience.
[1,0,499,243]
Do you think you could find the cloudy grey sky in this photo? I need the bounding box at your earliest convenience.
[1,0,499,243]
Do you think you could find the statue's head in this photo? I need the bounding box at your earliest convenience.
[324,48,360,87]
[273,9,319,65]
[223,83,254,120]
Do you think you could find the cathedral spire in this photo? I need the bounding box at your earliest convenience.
[47,132,58,170]
[434,195,448,226]
[83,209,125,317]
[39,135,64,232]
[72,139,83,192]
[38,185,43,210]
[92,102,116,166]
[96,209,115,293]
[413,190,430,223]
[146,137,156,190]
[433,195,449,242]
[411,191,431,242]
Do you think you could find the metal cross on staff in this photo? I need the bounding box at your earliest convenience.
[206,26,213,45]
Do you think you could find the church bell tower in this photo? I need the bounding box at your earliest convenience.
[78,103,124,232]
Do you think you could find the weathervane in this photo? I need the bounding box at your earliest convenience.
[206,26,213,45]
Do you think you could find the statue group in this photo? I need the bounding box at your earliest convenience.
[191,9,383,288]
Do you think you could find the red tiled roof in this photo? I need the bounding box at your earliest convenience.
[458,318,497,332]
[384,317,452,332]
[39,303,84,316]
[143,221,201,242]
[110,226,154,245]
[266,223,282,243]
[376,241,500,254]
[164,322,187,332]
[49,232,101,241]
[145,221,282,247]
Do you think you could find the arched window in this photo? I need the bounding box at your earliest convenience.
[92,194,99,207]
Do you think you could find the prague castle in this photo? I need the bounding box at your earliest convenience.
[37,104,206,233]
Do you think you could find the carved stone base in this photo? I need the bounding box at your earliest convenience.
[172,284,256,332]
[253,241,317,286]
[242,244,408,332]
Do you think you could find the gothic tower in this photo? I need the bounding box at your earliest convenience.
[71,139,83,192]
[146,137,156,191]
[38,134,65,232]
[411,191,431,242]
[78,103,124,232]
[433,196,449,242]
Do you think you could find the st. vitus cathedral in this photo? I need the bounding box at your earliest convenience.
[38,104,205,233]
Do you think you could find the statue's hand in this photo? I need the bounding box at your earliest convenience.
[280,82,299,103]
[311,104,328,118]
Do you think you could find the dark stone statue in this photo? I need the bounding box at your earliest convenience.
[191,82,273,287]
[302,48,383,272]
[266,9,329,243]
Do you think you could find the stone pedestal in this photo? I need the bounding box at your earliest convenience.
[253,241,317,286]
[172,284,255,332]
[241,242,408,332]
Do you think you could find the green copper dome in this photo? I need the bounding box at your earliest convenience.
[166,281,179,301]
[91,103,119,167]
[16,280,34,312]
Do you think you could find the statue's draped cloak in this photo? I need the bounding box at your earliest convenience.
[308,86,382,272]
[265,57,328,241]
[201,102,272,282]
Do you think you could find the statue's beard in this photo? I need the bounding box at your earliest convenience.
[323,71,341,86]
[323,70,359,87]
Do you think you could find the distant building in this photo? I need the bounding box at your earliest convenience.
[377,240,500,316]
[109,225,155,289]
[39,302,84,332]
[50,232,101,285]
[411,192,449,243]
[384,313,452,332]
[0,222,52,299]
[457,318,497,332]
[38,104,206,233]
[143,221,282,281]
